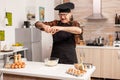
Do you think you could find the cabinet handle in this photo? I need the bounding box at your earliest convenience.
[83,52,85,58]
[118,55,120,60]
[118,51,120,60]
[80,50,85,58]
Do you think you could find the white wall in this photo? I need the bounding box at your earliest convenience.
[25,0,55,21]
[4,0,26,28]
[35,0,55,21]
[0,0,8,27]
[0,0,26,45]
[0,0,55,61]
[21,0,55,61]
[35,0,55,61]
[0,0,55,45]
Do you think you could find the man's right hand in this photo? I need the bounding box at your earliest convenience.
[44,25,51,33]
[44,25,59,34]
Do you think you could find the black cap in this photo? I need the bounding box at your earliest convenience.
[54,2,74,13]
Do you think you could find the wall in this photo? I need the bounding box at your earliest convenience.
[35,0,55,21]
[70,0,120,44]
[35,0,55,61]
[0,0,26,28]
[54,0,62,19]
[25,0,55,61]
[0,0,26,45]
[0,0,55,45]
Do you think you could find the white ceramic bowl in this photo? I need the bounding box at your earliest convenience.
[44,57,59,67]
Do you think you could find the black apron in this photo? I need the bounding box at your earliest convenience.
[51,21,78,64]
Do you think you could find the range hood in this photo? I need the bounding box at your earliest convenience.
[85,0,107,20]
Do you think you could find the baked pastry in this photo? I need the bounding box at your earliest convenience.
[66,68,86,76]
[74,63,85,71]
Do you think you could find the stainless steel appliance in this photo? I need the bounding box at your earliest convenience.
[113,41,120,47]
[113,31,120,47]
[15,28,41,61]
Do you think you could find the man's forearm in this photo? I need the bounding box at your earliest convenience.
[35,21,46,30]
[35,22,82,34]
[54,26,82,34]
[63,27,82,34]
[35,21,52,33]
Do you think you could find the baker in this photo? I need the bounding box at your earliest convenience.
[35,2,83,64]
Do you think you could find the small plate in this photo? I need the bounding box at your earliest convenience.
[0,50,13,52]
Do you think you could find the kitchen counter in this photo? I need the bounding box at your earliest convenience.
[76,45,120,79]
[0,48,28,56]
[76,45,120,50]
[0,61,95,80]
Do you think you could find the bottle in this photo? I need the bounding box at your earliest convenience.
[115,31,119,41]
[115,13,119,24]
[119,15,120,24]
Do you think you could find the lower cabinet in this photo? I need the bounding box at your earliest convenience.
[112,50,120,79]
[91,49,101,78]
[3,74,57,80]
[100,49,113,78]
[76,48,101,77]
[76,47,120,79]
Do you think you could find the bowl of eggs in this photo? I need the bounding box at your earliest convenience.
[44,57,59,67]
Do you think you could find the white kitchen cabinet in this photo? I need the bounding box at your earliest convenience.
[101,49,120,79]
[31,42,41,62]
[91,49,101,77]
[76,48,101,77]
[76,46,120,79]
[76,48,92,64]
[100,49,113,78]
[112,50,120,79]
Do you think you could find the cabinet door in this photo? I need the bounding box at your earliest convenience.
[101,49,113,78]
[76,48,92,63]
[91,48,101,78]
[82,48,93,63]
[76,47,101,77]
[32,42,41,62]
[112,50,120,79]
[76,47,81,63]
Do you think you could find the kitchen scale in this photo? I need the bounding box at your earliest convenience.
[113,41,120,47]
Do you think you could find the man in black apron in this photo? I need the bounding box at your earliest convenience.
[35,2,83,64]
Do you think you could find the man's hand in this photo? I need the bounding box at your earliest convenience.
[44,26,63,34]
[44,25,51,33]
[50,26,64,34]
[50,27,59,34]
